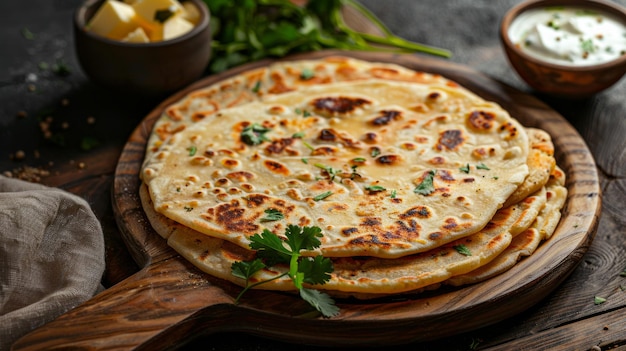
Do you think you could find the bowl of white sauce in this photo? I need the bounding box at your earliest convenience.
[501,0,626,97]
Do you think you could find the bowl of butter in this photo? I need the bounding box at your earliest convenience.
[500,0,626,97]
[74,0,211,96]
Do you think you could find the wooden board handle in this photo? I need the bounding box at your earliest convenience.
[11,259,233,351]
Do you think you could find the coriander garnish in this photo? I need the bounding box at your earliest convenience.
[365,185,386,192]
[581,38,595,53]
[260,208,284,222]
[300,68,315,80]
[459,164,470,174]
[390,189,397,199]
[231,225,339,317]
[302,140,314,150]
[594,296,607,305]
[454,244,472,256]
[252,80,261,93]
[187,146,197,156]
[476,163,490,170]
[314,163,341,181]
[313,191,333,201]
[414,170,436,195]
[296,109,312,117]
[241,123,271,145]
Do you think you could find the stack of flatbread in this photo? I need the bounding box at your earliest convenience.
[139,56,567,299]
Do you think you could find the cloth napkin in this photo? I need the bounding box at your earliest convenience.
[0,175,105,350]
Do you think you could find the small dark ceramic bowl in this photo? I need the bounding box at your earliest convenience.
[74,0,212,96]
[500,0,626,98]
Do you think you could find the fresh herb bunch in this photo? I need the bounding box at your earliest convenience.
[231,224,339,317]
[203,0,451,73]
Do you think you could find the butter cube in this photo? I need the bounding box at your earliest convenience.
[181,2,200,25]
[163,15,194,40]
[132,0,184,29]
[86,0,140,40]
[121,27,150,43]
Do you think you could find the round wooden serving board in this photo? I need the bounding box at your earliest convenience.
[13,51,601,350]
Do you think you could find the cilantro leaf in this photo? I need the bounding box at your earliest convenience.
[454,244,472,256]
[231,259,266,281]
[300,67,315,80]
[313,191,333,201]
[594,296,607,305]
[252,80,261,93]
[414,170,436,195]
[476,163,490,170]
[285,224,323,252]
[232,224,339,317]
[300,288,340,318]
[314,163,341,181]
[299,255,333,285]
[241,123,271,145]
[459,164,470,173]
[365,185,386,192]
[370,147,381,157]
[249,229,292,264]
[260,208,284,222]
[205,0,450,74]
[581,39,595,53]
[187,146,197,156]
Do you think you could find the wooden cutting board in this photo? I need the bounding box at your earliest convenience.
[12,51,600,350]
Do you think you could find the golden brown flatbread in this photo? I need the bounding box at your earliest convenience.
[502,128,556,208]
[446,166,567,286]
[156,183,545,295]
[142,80,530,258]
[144,56,457,163]
[138,57,567,299]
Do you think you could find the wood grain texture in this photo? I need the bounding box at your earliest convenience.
[11,50,601,350]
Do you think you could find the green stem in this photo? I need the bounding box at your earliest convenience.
[342,0,452,58]
[342,0,395,38]
[234,271,290,304]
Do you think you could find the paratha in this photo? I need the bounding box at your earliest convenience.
[143,56,457,163]
[158,182,545,295]
[502,128,556,208]
[142,79,530,258]
[446,166,567,286]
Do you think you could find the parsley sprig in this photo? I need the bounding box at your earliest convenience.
[241,123,271,145]
[414,170,436,195]
[231,225,339,317]
[260,208,284,222]
[204,0,450,73]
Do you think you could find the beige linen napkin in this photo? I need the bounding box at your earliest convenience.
[0,175,105,350]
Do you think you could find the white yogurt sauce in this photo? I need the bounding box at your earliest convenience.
[508,7,626,66]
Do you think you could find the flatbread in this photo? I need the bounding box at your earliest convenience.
[160,182,546,295]
[144,56,456,162]
[446,166,567,286]
[142,79,530,258]
[502,128,555,208]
